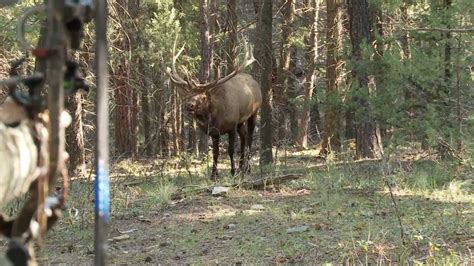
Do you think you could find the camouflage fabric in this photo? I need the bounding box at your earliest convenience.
[0,121,38,207]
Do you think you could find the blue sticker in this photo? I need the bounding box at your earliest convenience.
[94,159,110,221]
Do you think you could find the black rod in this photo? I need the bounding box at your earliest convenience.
[94,0,110,265]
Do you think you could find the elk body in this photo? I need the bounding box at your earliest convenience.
[167,42,261,179]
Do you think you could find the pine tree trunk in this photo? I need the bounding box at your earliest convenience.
[275,0,294,145]
[287,51,299,144]
[309,96,322,142]
[157,80,169,157]
[113,0,138,157]
[225,0,237,72]
[252,0,262,82]
[370,3,387,137]
[173,88,182,156]
[259,0,273,165]
[113,62,137,157]
[197,0,212,155]
[347,0,384,159]
[321,0,343,155]
[296,0,320,150]
[65,93,85,175]
[438,0,453,157]
[137,35,153,157]
[141,73,152,156]
[399,1,411,60]
[443,0,452,84]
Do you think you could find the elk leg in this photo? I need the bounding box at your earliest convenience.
[228,130,236,176]
[247,114,256,151]
[246,114,257,172]
[237,123,248,173]
[211,135,220,180]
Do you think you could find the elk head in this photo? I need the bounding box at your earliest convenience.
[165,37,256,120]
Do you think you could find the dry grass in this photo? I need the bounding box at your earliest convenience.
[1,148,473,264]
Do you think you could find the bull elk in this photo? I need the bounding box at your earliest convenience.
[166,40,261,180]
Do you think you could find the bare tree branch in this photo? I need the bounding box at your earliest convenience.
[403,27,474,33]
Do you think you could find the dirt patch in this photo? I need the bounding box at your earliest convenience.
[2,157,472,264]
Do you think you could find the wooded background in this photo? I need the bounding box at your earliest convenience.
[0,0,472,174]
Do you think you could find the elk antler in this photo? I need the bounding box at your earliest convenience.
[167,36,256,94]
[166,35,191,93]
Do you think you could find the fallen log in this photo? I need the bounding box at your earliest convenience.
[170,173,304,199]
[238,174,303,189]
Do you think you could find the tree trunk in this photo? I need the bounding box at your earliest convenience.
[113,0,138,157]
[173,88,182,156]
[320,0,343,155]
[196,0,212,155]
[252,0,262,82]
[345,109,355,140]
[296,0,320,149]
[113,63,137,157]
[156,78,169,157]
[275,0,294,144]
[225,0,237,72]
[443,0,452,85]
[287,49,299,144]
[399,0,415,142]
[65,93,85,175]
[399,1,411,60]
[309,95,322,142]
[346,0,384,159]
[438,0,453,157]
[259,0,273,165]
[137,34,153,157]
[140,72,152,156]
[369,2,387,137]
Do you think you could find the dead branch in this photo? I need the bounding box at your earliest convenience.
[403,28,474,33]
[170,173,304,199]
[385,178,406,245]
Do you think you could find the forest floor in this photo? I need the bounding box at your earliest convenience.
[2,148,474,264]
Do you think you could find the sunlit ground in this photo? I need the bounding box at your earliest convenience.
[1,148,473,264]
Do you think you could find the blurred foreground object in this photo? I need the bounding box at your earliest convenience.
[0,0,19,7]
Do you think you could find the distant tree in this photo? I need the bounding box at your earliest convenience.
[296,0,320,149]
[252,0,262,81]
[65,93,86,174]
[171,0,184,156]
[259,0,273,165]
[112,0,139,157]
[197,0,212,155]
[346,0,384,159]
[399,1,411,60]
[275,0,295,143]
[139,52,153,157]
[225,0,237,72]
[320,0,343,155]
